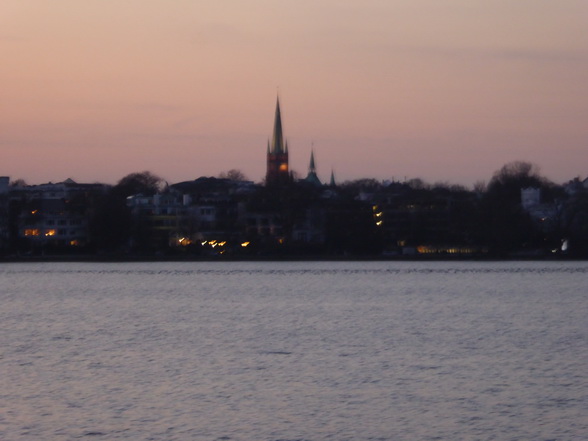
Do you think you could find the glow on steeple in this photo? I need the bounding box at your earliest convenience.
[266,96,290,185]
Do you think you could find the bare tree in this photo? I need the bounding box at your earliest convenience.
[115,171,164,197]
[218,169,248,181]
[489,161,543,189]
[10,179,27,187]
[406,178,429,190]
[473,180,486,194]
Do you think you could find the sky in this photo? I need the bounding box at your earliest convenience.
[1,0,587,187]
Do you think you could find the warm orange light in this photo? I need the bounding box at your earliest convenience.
[24,229,40,236]
[279,163,288,171]
[45,229,57,237]
[177,237,191,246]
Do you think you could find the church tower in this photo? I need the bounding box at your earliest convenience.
[304,149,322,186]
[266,97,290,186]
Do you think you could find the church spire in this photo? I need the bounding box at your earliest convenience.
[266,96,290,186]
[304,148,322,186]
[270,97,285,155]
[309,149,316,174]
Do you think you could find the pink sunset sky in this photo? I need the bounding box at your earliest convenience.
[1,1,587,187]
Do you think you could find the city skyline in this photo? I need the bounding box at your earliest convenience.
[1,1,587,186]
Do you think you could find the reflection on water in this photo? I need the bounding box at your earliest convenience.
[1,261,587,441]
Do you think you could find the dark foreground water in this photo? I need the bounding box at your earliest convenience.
[1,261,587,441]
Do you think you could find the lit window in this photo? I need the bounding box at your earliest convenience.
[177,237,191,246]
[24,229,40,236]
[45,229,57,237]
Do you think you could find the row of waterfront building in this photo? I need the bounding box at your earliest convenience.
[1,171,587,257]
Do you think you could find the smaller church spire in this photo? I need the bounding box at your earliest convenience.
[330,169,336,187]
[304,148,322,186]
[309,149,316,173]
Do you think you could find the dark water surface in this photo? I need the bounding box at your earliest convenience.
[1,261,587,441]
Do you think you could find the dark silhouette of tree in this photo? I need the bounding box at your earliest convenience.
[487,161,546,202]
[89,172,163,253]
[339,179,383,197]
[10,179,27,187]
[89,191,130,253]
[480,161,555,256]
[562,192,588,257]
[218,169,248,181]
[473,180,487,194]
[406,178,429,190]
[325,198,382,255]
[115,171,164,197]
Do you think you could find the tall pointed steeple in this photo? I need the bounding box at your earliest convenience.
[266,96,290,186]
[270,97,285,155]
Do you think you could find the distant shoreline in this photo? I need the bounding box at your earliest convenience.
[1,254,583,264]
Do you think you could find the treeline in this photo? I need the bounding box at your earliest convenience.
[2,161,588,259]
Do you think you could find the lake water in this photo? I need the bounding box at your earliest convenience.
[1,261,587,441]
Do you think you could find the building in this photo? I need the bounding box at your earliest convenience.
[11,179,108,251]
[303,150,322,187]
[266,97,290,186]
[521,187,541,210]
